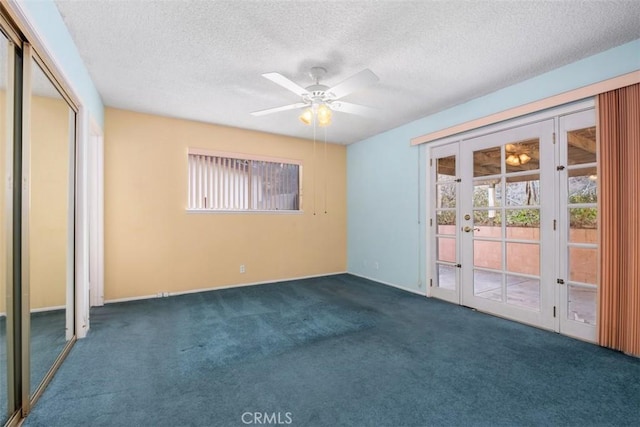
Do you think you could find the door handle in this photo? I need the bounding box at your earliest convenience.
[463,226,480,233]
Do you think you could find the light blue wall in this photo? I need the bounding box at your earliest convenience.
[347,39,640,292]
[347,129,427,292]
[18,0,104,127]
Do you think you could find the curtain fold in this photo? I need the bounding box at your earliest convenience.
[598,83,640,357]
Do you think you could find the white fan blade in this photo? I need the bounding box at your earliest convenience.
[328,69,379,100]
[251,102,307,116]
[330,101,378,117]
[262,72,309,96]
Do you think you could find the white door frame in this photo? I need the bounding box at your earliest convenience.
[426,99,597,341]
[88,117,104,308]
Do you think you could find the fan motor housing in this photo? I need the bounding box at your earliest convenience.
[304,84,334,102]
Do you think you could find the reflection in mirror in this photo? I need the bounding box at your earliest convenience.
[0,33,9,424]
[29,58,74,397]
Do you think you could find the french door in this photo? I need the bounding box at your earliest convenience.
[429,108,597,342]
[460,119,555,330]
[430,143,460,304]
[557,110,598,341]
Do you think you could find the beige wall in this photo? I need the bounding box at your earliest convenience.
[104,108,347,300]
[30,95,70,310]
[0,92,70,312]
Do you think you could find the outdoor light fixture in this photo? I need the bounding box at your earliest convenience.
[505,150,532,166]
[504,144,531,166]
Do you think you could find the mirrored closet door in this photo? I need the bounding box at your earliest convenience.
[0,7,79,423]
[24,50,76,405]
[0,29,14,425]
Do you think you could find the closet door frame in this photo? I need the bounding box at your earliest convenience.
[1,17,21,425]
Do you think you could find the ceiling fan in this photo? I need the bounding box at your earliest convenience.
[250,66,379,126]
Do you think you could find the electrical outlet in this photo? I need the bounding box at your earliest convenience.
[162,292,169,297]
[156,292,162,298]
[240,264,246,274]
[374,261,379,270]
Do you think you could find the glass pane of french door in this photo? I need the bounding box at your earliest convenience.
[461,119,555,330]
[558,109,597,342]
[430,143,460,304]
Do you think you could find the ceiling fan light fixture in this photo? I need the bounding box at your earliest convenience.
[299,108,313,125]
[317,103,332,127]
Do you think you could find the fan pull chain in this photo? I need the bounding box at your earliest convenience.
[313,116,317,216]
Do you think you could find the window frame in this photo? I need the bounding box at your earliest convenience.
[186,148,304,214]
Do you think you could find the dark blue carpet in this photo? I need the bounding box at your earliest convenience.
[29,310,68,394]
[0,310,67,424]
[23,274,640,426]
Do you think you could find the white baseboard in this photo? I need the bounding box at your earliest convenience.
[0,305,67,318]
[0,305,66,318]
[31,305,66,313]
[347,272,426,296]
[104,293,159,304]
[104,271,348,305]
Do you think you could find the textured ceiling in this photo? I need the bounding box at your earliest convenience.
[54,1,640,144]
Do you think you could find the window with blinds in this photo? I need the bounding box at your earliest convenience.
[187,150,301,212]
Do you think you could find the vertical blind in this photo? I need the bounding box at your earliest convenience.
[188,152,301,211]
[598,83,640,357]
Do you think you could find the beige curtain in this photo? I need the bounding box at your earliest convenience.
[598,83,640,357]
